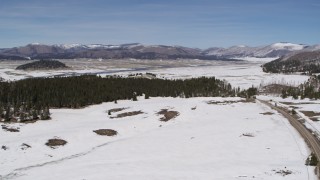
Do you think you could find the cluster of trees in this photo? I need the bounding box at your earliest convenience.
[0,75,257,122]
[263,59,320,74]
[281,75,320,99]
[16,60,68,70]
[0,103,50,122]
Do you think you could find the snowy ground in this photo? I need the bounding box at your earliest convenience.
[0,58,309,89]
[258,95,320,141]
[0,97,316,180]
[0,58,315,179]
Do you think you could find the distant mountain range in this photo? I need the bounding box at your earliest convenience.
[0,42,319,60]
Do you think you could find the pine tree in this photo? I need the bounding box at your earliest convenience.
[0,105,3,121]
[32,110,38,120]
[19,112,25,122]
[4,106,10,122]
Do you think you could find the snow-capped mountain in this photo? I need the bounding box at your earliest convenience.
[0,42,317,60]
[204,42,308,58]
[54,43,141,50]
[270,42,305,51]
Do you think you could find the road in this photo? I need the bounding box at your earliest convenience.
[258,99,320,168]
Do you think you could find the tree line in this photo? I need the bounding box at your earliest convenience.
[263,59,320,74]
[0,75,256,122]
[281,75,320,99]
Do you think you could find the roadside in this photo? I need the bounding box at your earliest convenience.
[258,99,320,179]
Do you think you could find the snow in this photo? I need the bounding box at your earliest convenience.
[0,60,309,89]
[29,43,41,45]
[53,44,123,50]
[140,62,309,89]
[85,44,121,49]
[205,42,307,58]
[0,97,315,179]
[305,45,320,51]
[271,43,305,51]
[258,95,320,138]
[233,57,278,62]
[56,44,82,49]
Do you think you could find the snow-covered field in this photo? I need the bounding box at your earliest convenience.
[0,97,316,179]
[258,95,320,142]
[1,58,317,179]
[0,58,309,89]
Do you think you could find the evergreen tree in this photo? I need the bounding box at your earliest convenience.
[4,106,10,122]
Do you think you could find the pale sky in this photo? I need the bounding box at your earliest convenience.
[0,0,319,48]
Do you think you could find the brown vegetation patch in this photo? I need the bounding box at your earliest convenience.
[281,102,318,105]
[274,169,293,176]
[110,111,143,118]
[108,108,127,113]
[301,111,320,117]
[310,117,320,121]
[260,112,274,115]
[1,145,8,150]
[45,138,67,147]
[260,84,293,94]
[207,99,254,105]
[1,125,20,132]
[93,129,118,136]
[280,102,294,105]
[241,133,255,137]
[21,143,32,150]
[157,109,180,122]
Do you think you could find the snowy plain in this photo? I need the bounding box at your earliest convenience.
[0,58,309,89]
[0,58,317,179]
[258,95,320,142]
[0,97,316,179]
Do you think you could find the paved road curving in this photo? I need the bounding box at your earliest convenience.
[258,99,320,166]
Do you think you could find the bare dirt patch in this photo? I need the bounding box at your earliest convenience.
[1,145,8,150]
[110,111,143,119]
[240,133,255,137]
[108,108,127,114]
[260,112,274,115]
[1,125,20,132]
[280,102,318,105]
[93,129,118,136]
[310,117,320,121]
[157,109,180,122]
[273,169,293,176]
[45,138,67,148]
[301,111,320,117]
[207,99,254,105]
[21,143,32,150]
[260,84,293,94]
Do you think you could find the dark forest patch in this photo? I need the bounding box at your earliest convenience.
[16,60,68,70]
